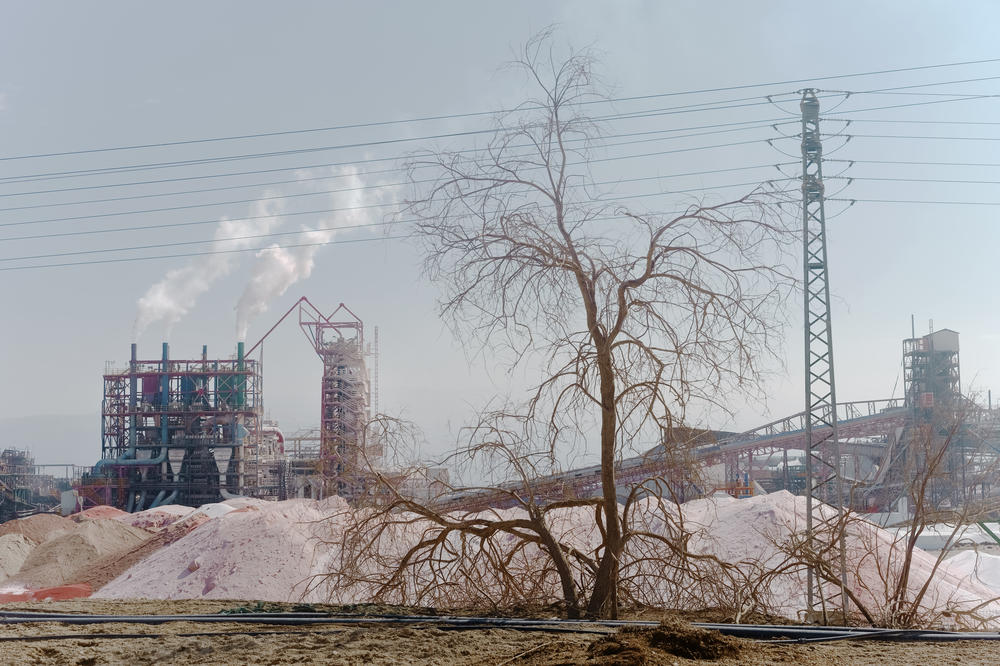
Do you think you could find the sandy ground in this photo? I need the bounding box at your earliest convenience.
[0,600,997,665]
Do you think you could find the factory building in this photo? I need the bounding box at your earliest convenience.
[83,342,261,511]
[78,299,384,511]
[903,328,961,412]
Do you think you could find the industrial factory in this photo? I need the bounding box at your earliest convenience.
[430,327,1000,518]
[2,302,996,523]
[71,297,398,511]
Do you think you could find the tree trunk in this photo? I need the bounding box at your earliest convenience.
[586,344,622,618]
[534,513,582,618]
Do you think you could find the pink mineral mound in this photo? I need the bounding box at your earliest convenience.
[220,496,271,510]
[115,505,193,531]
[73,505,129,522]
[96,498,349,602]
[0,513,73,545]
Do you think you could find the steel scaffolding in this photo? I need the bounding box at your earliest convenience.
[90,342,261,510]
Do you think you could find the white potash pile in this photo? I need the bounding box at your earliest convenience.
[0,490,992,628]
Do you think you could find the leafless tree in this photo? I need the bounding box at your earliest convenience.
[378,29,794,618]
[772,405,1000,629]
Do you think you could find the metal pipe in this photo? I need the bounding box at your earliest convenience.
[128,343,137,454]
[94,447,169,473]
[236,341,245,408]
[160,342,169,447]
[147,490,166,509]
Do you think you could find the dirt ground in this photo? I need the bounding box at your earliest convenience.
[0,600,997,665]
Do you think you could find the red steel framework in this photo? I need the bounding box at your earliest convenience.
[246,297,373,500]
[299,303,371,499]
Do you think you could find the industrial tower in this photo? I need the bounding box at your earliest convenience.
[298,302,372,500]
[799,88,847,617]
[903,328,961,413]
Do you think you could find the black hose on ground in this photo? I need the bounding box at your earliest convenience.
[0,611,998,643]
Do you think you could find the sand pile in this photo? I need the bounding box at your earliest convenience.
[115,505,193,531]
[184,502,238,521]
[0,534,34,581]
[628,491,1000,624]
[11,519,153,588]
[944,550,1000,593]
[78,491,1000,627]
[0,513,73,544]
[96,498,348,602]
[81,512,212,590]
[73,505,129,522]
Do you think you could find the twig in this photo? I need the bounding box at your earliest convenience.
[496,640,554,665]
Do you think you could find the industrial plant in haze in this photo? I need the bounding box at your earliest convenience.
[0,305,992,526]
[68,298,447,513]
[0,313,990,522]
[429,325,1000,521]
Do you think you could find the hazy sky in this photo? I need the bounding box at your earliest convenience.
[1,2,999,468]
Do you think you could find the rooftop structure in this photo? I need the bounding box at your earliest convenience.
[904,328,961,413]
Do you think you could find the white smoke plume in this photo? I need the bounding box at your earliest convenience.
[233,227,334,341]
[132,194,286,340]
[234,167,381,341]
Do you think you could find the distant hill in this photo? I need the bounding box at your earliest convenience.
[0,414,98,467]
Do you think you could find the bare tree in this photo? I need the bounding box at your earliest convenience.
[388,29,793,618]
[771,404,1000,629]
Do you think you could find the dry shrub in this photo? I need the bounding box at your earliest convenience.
[587,617,745,664]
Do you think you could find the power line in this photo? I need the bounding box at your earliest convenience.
[0,81,993,194]
[0,234,415,272]
[850,176,1000,185]
[842,118,1000,126]
[0,138,788,233]
[829,159,1000,168]
[825,74,1000,96]
[1,218,402,262]
[4,76,996,186]
[1,176,793,244]
[0,104,789,186]
[4,56,999,162]
[830,197,1000,205]
[826,95,1000,116]
[0,181,799,270]
[0,118,794,200]
[0,120,794,211]
[0,95,787,164]
[848,133,1000,141]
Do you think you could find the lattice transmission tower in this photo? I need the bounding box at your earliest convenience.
[799,88,847,618]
